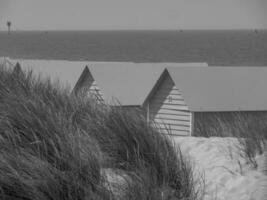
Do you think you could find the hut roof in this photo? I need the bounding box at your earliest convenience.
[11,59,88,90]
[87,63,207,105]
[148,66,267,112]
[5,59,135,90]
[3,58,209,106]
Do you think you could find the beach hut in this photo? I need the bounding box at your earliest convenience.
[5,59,92,90]
[0,57,23,75]
[73,63,208,107]
[143,66,267,136]
[5,59,138,92]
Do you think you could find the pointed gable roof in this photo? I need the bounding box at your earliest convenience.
[6,59,137,92]
[165,66,267,112]
[87,63,207,105]
[8,59,87,90]
[0,58,23,75]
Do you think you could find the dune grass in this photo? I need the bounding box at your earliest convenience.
[0,64,203,200]
[194,112,267,169]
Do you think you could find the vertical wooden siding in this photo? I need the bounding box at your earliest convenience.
[149,75,191,136]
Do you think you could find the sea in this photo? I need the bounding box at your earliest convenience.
[0,30,267,66]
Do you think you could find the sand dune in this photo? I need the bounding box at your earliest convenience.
[174,137,267,200]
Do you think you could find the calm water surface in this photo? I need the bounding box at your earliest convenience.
[0,30,267,66]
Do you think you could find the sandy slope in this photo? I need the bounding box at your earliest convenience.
[173,137,267,200]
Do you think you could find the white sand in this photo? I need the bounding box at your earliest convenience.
[173,137,267,200]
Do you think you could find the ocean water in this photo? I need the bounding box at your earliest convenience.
[0,30,267,66]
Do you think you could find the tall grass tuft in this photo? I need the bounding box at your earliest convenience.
[194,112,267,169]
[0,65,110,199]
[0,63,203,200]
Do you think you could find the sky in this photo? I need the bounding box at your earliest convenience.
[0,0,267,30]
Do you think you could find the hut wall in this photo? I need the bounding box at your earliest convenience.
[75,71,104,102]
[148,74,192,136]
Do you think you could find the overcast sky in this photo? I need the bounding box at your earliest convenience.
[0,0,267,30]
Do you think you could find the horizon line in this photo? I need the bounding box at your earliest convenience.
[0,28,267,32]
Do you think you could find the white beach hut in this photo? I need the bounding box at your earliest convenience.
[143,66,267,136]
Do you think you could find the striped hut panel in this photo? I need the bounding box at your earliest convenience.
[149,74,191,136]
[77,70,104,102]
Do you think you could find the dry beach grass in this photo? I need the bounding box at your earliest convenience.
[1,62,266,200]
[0,64,203,200]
